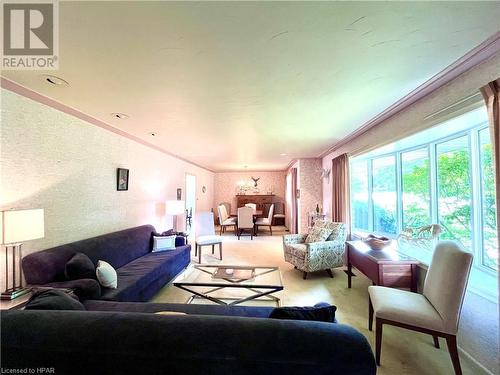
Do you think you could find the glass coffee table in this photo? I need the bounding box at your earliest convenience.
[173,264,283,306]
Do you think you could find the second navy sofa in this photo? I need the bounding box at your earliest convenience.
[21,225,191,301]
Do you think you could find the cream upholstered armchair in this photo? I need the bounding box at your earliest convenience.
[283,221,347,279]
[368,241,473,375]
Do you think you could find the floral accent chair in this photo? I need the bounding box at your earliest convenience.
[283,221,347,280]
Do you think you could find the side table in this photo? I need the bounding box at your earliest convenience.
[345,240,419,292]
[0,291,32,310]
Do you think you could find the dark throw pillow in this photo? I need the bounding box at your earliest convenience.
[269,303,337,323]
[65,253,96,280]
[25,289,86,311]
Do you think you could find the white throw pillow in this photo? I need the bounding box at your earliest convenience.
[152,235,177,252]
[96,260,117,289]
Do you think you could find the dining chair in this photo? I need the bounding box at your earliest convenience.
[217,204,237,235]
[194,212,222,263]
[220,202,231,217]
[255,204,274,236]
[272,202,286,225]
[245,203,257,213]
[237,206,254,240]
[368,241,473,375]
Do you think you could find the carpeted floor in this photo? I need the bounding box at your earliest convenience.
[152,227,484,375]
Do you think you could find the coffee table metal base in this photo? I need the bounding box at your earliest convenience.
[176,284,282,306]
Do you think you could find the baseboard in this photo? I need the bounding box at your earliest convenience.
[458,346,495,375]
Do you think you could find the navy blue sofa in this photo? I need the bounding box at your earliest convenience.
[1,300,377,374]
[21,225,191,301]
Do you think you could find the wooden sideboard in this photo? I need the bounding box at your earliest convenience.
[345,240,419,292]
[236,195,274,215]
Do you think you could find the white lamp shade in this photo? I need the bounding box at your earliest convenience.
[0,209,45,244]
[165,200,185,215]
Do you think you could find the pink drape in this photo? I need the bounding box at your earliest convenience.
[480,78,500,306]
[331,154,350,230]
[290,168,298,234]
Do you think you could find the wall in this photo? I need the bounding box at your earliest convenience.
[213,171,286,216]
[321,54,500,373]
[298,159,322,233]
[0,88,214,290]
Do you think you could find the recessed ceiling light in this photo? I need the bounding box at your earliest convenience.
[42,75,69,86]
[111,113,129,120]
[280,153,287,156]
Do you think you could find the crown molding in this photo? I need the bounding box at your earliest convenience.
[319,31,500,159]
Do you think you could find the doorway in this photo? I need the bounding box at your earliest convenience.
[185,173,196,237]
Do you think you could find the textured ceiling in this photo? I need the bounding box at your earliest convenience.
[2,1,500,171]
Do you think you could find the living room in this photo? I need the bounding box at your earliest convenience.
[1,2,499,375]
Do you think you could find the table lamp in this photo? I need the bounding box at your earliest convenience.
[165,200,185,232]
[1,208,44,300]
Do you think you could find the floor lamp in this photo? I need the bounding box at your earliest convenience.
[1,209,44,300]
[166,200,185,232]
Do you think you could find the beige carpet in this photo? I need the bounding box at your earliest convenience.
[152,227,484,375]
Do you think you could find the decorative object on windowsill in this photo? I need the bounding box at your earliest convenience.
[1,209,44,300]
[316,204,321,214]
[166,200,185,232]
[397,224,442,250]
[116,168,129,191]
[364,234,391,250]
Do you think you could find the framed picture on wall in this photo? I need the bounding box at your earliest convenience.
[117,168,129,191]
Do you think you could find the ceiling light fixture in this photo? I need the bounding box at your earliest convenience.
[42,75,69,86]
[280,153,287,156]
[149,132,157,137]
[111,113,129,120]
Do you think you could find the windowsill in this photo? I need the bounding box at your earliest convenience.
[351,230,499,303]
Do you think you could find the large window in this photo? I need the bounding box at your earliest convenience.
[349,107,498,296]
[479,128,498,271]
[372,156,396,234]
[436,136,472,250]
[351,160,369,230]
[401,148,430,229]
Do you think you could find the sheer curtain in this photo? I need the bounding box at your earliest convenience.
[331,154,350,230]
[480,78,500,304]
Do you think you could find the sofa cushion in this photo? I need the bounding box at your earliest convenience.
[83,300,275,318]
[100,246,190,301]
[315,221,346,241]
[152,235,177,252]
[270,304,337,323]
[65,253,96,280]
[96,260,118,289]
[25,289,86,311]
[43,278,101,300]
[305,226,332,244]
